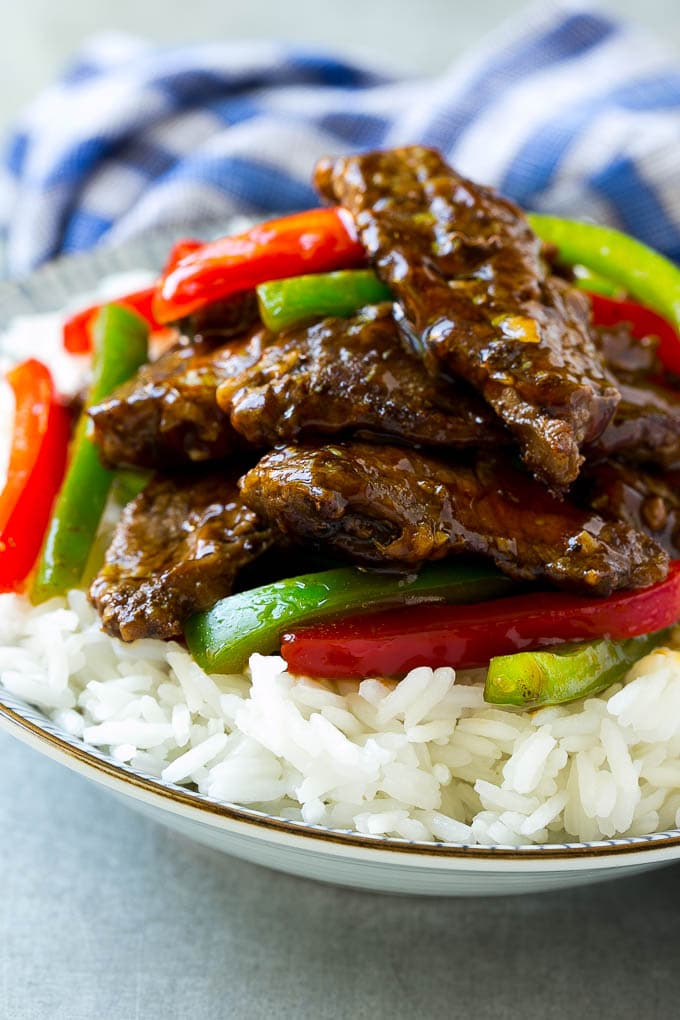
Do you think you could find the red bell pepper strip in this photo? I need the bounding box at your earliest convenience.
[281,562,680,679]
[63,307,97,354]
[588,291,680,376]
[164,238,202,270]
[0,360,70,591]
[62,239,205,354]
[152,208,365,324]
[0,360,55,533]
[63,287,157,355]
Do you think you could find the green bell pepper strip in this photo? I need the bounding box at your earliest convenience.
[528,213,680,332]
[185,561,515,674]
[81,469,153,587]
[32,304,149,602]
[256,269,392,332]
[571,265,625,299]
[111,468,152,507]
[485,628,671,708]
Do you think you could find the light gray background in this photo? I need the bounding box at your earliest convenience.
[2,0,680,133]
[3,2,680,1017]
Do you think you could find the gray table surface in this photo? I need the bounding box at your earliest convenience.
[1,729,680,1019]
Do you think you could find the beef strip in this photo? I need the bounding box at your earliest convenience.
[575,459,680,558]
[90,471,273,641]
[218,304,508,450]
[589,379,680,466]
[595,322,661,377]
[589,325,680,466]
[315,146,619,489]
[240,442,666,595]
[89,326,271,469]
[180,292,259,346]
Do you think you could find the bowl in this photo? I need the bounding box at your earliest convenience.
[2,233,679,896]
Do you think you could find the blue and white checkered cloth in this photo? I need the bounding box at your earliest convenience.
[2,2,680,277]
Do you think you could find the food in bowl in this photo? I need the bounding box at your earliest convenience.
[2,145,680,845]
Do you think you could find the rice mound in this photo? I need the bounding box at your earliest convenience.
[1,589,680,846]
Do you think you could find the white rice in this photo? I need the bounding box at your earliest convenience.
[2,589,680,845]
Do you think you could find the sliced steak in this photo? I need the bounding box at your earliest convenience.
[315,146,619,489]
[576,459,680,558]
[595,322,661,377]
[588,379,680,466]
[590,324,680,466]
[90,471,273,641]
[218,304,508,450]
[89,326,271,469]
[240,443,666,595]
[181,291,259,346]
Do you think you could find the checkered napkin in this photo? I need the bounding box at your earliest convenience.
[2,1,680,276]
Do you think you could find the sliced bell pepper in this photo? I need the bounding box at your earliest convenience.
[529,213,680,369]
[63,287,158,355]
[111,468,152,507]
[588,291,680,374]
[0,360,54,534]
[280,561,680,679]
[572,265,624,299]
[164,238,203,271]
[32,304,149,602]
[485,628,670,708]
[185,561,516,674]
[153,208,365,324]
[256,269,392,332]
[62,240,201,355]
[0,360,70,591]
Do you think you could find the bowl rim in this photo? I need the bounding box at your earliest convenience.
[3,690,680,864]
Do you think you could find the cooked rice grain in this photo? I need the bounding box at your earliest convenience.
[1,590,680,845]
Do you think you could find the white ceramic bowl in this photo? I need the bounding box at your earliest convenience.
[2,234,680,897]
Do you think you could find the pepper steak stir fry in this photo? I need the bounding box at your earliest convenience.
[13,146,680,705]
[91,150,679,629]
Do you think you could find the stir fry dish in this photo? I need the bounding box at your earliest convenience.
[6,145,680,711]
